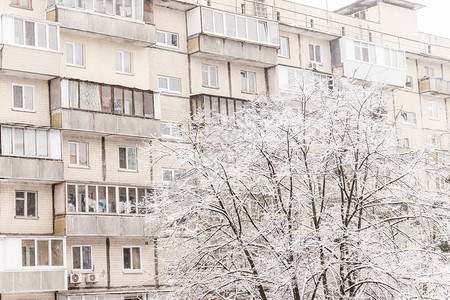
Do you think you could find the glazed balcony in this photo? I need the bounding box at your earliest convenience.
[0,15,60,79]
[54,183,154,237]
[0,125,63,183]
[50,78,161,137]
[46,0,155,46]
[419,77,450,97]
[187,7,279,67]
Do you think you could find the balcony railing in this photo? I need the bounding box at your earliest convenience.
[190,94,249,122]
[419,77,450,97]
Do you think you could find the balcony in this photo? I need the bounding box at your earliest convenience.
[0,15,60,79]
[187,7,279,67]
[50,78,161,137]
[330,37,406,87]
[46,1,155,46]
[0,270,66,293]
[0,157,63,183]
[419,77,450,97]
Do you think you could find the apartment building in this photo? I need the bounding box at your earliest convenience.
[0,0,448,299]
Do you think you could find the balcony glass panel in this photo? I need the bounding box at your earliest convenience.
[56,0,144,21]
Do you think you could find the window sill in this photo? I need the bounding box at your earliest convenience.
[156,43,179,49]
[123,269,143,274]
[10,4,32,10]
[71,269,94,274]
[15,216,39,220]
[401,122,416,126]
[159,90,182,95]
[67,64,86,69]
[161,135,182,140]
[68,165,90,169]
[116,71,134,76]
[241,91,257,95]
[11,108,36,113]
[429,117,440,121]
[202,85,219,89]
[118,168,138,173]
[278,55,290,58]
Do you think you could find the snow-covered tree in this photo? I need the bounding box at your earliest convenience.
[146,77,450,300]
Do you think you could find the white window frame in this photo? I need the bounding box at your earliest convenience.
[68,141,89,168]
[400,111,416,125]
[1,126,48,157]
[66,42,85,67]
[15,190,37,218]
[425,66,435,78]
[72,245,93,272]
[13,18,59,51]
[202,64,218,88]
[278,36,289,58]
[10,0,32,9]
[116,50,132,75]
[428,101,439,120]
[431,136,442,150]
[161,122,182,139]
[21,238,65,268]
[308,44,321,64]
[240,70,256,94]
[162,168,185,185]
[405,76,413,89]
[119,146,137,171]
[156,30,179,48]
[157,75,181,94]
[12,84,34,111]
[123,246,142,272]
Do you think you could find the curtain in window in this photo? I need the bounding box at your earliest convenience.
[80,82,101,111]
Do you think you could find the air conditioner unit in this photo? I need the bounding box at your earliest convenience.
[69,273,82,284]
[309,62,318,69]
[86,273,99,283]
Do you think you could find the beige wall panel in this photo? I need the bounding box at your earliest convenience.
[0,76,50,127]
[59,33,150,90]
[154,5,188,54]
[0,184,53,234]
[299,35,332,74]
[1,2,47,19]
[277,31,301,67]
[190,57,229,97]
[230,64,266,100]
[2,293,55,300]
[160,95,191,123]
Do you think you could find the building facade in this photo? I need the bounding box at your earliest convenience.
[0,0,448,299]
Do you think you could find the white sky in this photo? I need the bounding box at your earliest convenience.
[293,0,450,39]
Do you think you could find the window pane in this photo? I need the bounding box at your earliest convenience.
[69,143,77,165]
[22,240,35,266]
[14,19,24,45]
[203,9,213,32]
[249,72,256,93]
[384,49,391,66]
[69,81,79,108]
[124,52,131,73]
[315,45,321,63]
[79,143,88,166]
[202,65,209,86]
[119,187,127,214]
[309,44,315,61]
[247,19,257,41]
[37,130,48,157]
[14,128,24,155]
[169,77,180,92]
[25,21,35,46]
[236,16,246,39]
[114,88,123,114]
[210,67,217,87]
[98,186,107,213]
[2,127,12,155]
[51,240,63,266]
[362,46,369,62]
[108,186,116,213]
[124,90,133,115]
[73,246,81,269]
[156,31,165,44]
[170,33,178,47]
[25,129,36,156]
[101,86,112,112]
[37,24,47,48]
[116,52,122,72]
[214,12,224,34]
[129,187,136,214]
[13,86,23,109]
[27,192,36,217]
[88,185,96,213]
[24,86,33,110]
[225,14,236,37]
[82,246,92,269]
[134,91,143,116]
[16,197,24,216]
[75,44,84,66]
[138,188,146,214]
[119,148,127,169]
[127,148,137,170]
[123,248,131,269]
[132,247,140,269]
[48,25,58,50]
[37,240,49,266]
[158,77,168,90]
[67,184,76,212]
[257,21,267,42]
[78,185,86,212]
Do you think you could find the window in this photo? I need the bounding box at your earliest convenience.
[13,85,33,111]
[202,65,218,88]
[241,3,245,14]
[10,0,31,9]
[116,51,132,74]
[66,43,84,67]
[425,66,434,77]
[119,147,137,171]
[162,169,186,185]
[156,30,178,48]
[399,138,409,149]
[1,126,48,157]
[13,18,58,51]
[401,111,416,125]
[191,95,247,122]
[354,41,370,62]
[22,239,63,267]
[241,71,256,94]
[59,0,83,8]
[72,246,92,271]
[123,247,141,271]
[308,44,321,63]
[161,123,182,139]
[384,48,405,69]
[405,76,413,88]
[278,37,289,58]
[431,136,442,149]
[69,142,88,167]
[158,76,181,93]
[115,0,133,17]
[428,101,439,120]
[15,191,37,218]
